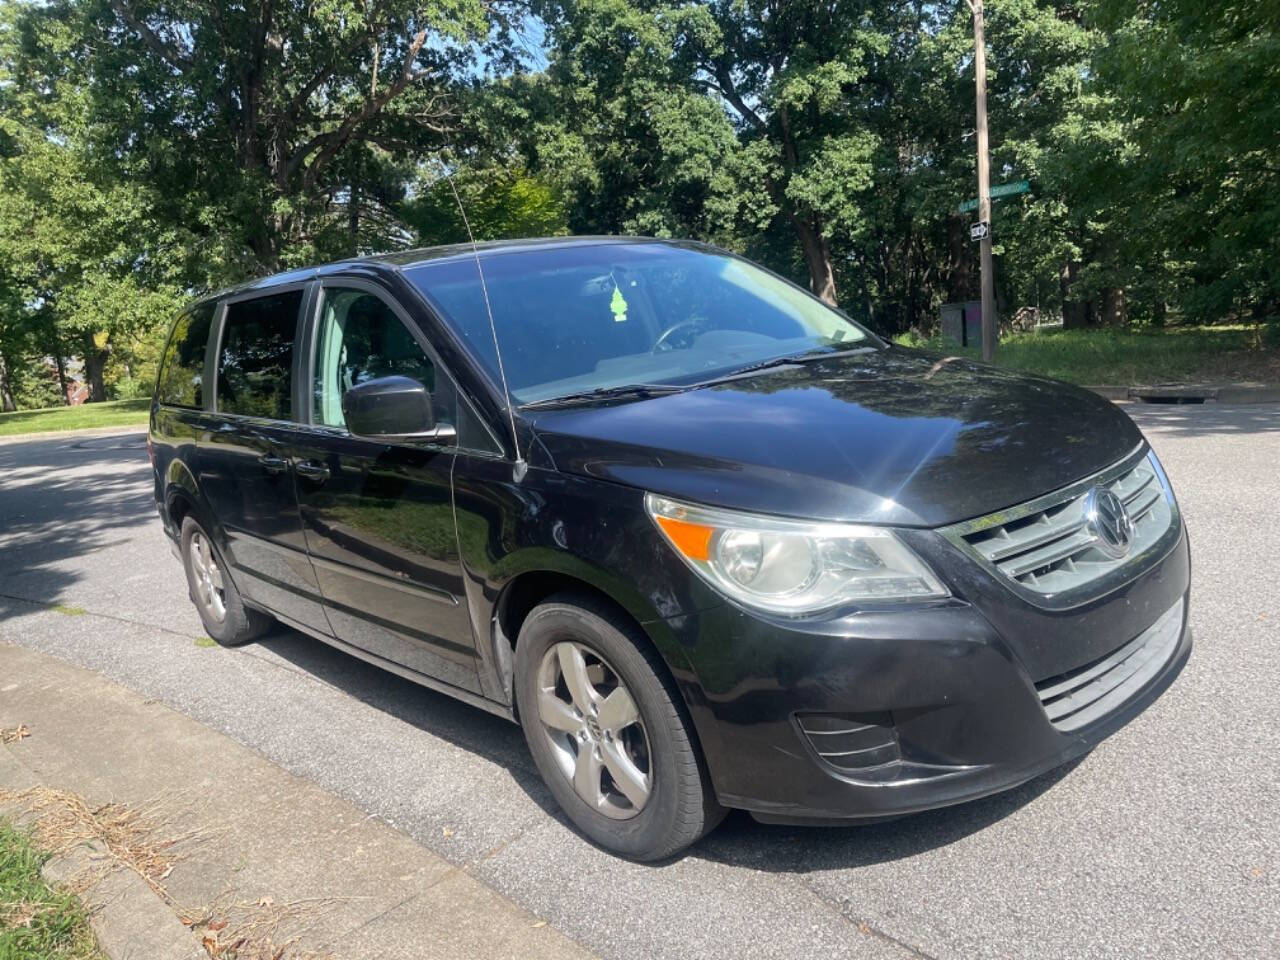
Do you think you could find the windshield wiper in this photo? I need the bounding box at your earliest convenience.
[521,347,874,410]
[520,383,689,410]
[701,346,874,385]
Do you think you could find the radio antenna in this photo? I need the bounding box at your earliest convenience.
[445,171,526,481]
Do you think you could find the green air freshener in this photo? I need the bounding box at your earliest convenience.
[610,285,628,323]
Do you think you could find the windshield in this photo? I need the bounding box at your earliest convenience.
[405,242,874,404]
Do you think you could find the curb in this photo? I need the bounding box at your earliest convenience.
[0,750,203,960]
[43,840,205,960]
[1086,383,1280,404]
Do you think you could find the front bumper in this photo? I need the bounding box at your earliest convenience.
[665,527,1192,823]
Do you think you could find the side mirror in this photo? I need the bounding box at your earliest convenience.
[340,376,457,444]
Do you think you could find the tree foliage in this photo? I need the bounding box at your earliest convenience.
[0,0,1275,409]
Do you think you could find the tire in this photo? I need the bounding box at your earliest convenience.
[179,516,272,646]
[514,592,725,860]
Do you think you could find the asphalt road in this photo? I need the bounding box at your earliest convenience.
[1,402,1277,960]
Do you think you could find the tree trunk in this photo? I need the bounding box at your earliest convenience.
[1101,287,1126,326]
[1061,259,1090,329]
[793,217,838,306]
[249,227,283,274]
[82,333,109,403]
[0,352,16,412]
[53,347,71,405]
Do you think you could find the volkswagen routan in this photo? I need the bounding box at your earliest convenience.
[150,238,1191,860]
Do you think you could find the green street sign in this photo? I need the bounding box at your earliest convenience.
[957,180,1031,213]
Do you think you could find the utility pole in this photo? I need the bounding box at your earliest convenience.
[970,0,996,362]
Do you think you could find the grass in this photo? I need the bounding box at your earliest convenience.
[50,605,87,618]
[0,820,103,960]
[0,399,150,438]
[895,323,1280,386]
[194,636,217,648]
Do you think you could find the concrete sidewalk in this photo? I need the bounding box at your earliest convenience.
[0,642,595,960]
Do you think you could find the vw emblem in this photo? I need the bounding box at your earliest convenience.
[1085,487,1134,559]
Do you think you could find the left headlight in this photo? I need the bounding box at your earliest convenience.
[646,494,948,615]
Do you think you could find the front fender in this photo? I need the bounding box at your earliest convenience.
[450,456,724,701]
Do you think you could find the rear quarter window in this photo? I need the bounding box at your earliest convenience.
[155,302,216,408]
[216,290,303,420]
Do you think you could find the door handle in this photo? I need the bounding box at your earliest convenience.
[294,460,330,482]
[259,454,289,474]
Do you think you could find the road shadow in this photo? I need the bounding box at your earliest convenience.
[0,432,154,621]
[256,621,1085,869]
[1126,402,1280,437]
[696,758,1084,872]
[253,626,559,810]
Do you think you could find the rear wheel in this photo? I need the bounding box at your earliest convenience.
[514,593,724,860]
[180,516,271,646]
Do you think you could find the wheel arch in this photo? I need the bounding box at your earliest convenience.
[160,462,237,578]
[492,568,693,720]
[487,567,726,793]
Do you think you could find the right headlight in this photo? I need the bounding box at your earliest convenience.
[646,494,948,615]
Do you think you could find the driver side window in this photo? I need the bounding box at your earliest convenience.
[311,288,454,430]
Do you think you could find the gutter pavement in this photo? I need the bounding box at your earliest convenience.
[0,642,596,960]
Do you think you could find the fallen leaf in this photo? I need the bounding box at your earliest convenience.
[256,896,275,908]
[207,919,227,932]
[532,920,548,928]
[442,826,455,838]
[1,724,30,744]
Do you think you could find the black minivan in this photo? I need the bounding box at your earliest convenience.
[150,238,1190,860]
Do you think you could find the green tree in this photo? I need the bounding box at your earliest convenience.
[16,0,502,273]
[1,4,185,404]
[1093,0,1280,323]
[530,0,887,306]
[404,160,569,245]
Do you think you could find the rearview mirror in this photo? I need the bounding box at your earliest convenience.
[340,376,456,444]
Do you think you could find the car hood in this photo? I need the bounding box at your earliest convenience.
[526,346,1145,527]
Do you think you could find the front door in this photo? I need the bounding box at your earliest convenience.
[292,282,482,693]
[197,286,332,636]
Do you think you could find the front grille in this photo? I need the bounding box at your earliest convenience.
[796,712,901,772]
[943,448,1178,606]
[1035,598,1184,731]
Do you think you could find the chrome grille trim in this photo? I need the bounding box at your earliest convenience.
[941,445,1181,609]
[1035,598,1184,731]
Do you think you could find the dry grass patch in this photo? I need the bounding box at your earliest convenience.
[181,894,344,960]
[0,725,30,745]
[2,788,346,959]
[0,787,196,901]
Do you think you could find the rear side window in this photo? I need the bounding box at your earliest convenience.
[216,290,302,420]
[155,303,215,408]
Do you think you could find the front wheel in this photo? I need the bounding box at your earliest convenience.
[514,594,725,860]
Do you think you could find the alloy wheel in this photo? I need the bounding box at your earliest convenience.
[189,530,227,623]
[535,641,652,819]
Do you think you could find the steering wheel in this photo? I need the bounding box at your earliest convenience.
[651,319,705,353]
